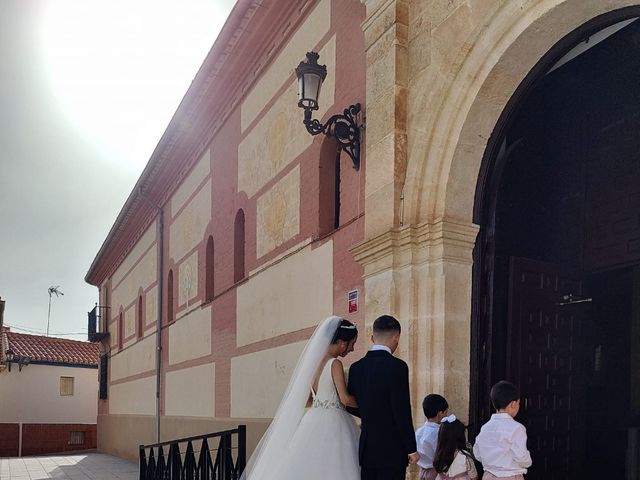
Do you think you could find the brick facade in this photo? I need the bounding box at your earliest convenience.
[0,424,19,457]
[0,423,96,457]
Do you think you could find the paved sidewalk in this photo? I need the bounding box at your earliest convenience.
[0,453,137,480]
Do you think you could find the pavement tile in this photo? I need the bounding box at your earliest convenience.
[0,454,137,480]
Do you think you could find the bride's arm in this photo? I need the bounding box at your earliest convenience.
[331,359,358,408]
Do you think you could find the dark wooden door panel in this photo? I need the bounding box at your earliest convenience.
[584,113,640,270]
[508,257,588,480]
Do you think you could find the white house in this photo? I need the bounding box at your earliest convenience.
[0,298,100,456]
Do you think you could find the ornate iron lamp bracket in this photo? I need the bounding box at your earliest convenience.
[302,103,362,170]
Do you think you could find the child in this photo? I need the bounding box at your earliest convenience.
[416,394,449,480]
[433,415,478,480]
[473,381,532,479]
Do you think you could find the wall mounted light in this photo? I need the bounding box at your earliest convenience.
[5,349,31,372]
[295,51,362,170]
[6,349,14,372]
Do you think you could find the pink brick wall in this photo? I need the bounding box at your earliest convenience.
[0,423,96,457]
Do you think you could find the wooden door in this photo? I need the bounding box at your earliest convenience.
[508,257,589,479]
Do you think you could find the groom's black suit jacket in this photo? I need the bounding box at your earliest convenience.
[347,350,417,469]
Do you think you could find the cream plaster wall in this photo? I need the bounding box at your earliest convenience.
[110,334,156,381]
[236,241,333,346]
[109,375,156,415]
[110,322,118,349]
[98,414,270,463]
[171,149,211,218]
[145,286,157,327]
[124,306,135,339]
[230,341,306,418]
[0,364,97,423]
[256,165,300,258]
[165,363,215,417]
[178,250,199,306]
[168,305,212,365]
[169,184,211,261]
[237,35,336,198]
[111,247,157,318]
[111,221,156,289]
[240,0,331,132]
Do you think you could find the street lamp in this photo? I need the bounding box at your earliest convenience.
[295,51,362,170]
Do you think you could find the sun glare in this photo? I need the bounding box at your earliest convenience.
[41,0,236,173]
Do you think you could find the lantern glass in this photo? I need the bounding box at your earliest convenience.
[303,72,322,107]
[297,75,305,103]
[296,51,326,110]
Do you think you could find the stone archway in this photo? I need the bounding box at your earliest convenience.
[408,0,640,224]
[356,0,640,423]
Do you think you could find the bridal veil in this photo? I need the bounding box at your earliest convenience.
[240,316,343,480]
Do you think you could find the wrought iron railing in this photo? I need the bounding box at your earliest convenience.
[139,425,246,480]
[87,305,110,342]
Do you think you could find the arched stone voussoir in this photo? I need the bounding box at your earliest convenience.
[405,0,640,225]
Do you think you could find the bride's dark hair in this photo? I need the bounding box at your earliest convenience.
[331,319,358,343]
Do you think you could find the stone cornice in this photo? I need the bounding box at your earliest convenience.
[85,0,317,286]
[350,218,479,276]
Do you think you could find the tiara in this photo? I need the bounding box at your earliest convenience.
[340,325,357,330]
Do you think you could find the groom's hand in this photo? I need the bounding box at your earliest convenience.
[345,406,360,417]
[408,452,420,465]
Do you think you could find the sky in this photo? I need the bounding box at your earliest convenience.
[0,0,236,341]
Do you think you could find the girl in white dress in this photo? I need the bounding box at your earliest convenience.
[241,317,361,480]
[433,416,478,480]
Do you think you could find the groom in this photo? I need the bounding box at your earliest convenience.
[348,314,419,480]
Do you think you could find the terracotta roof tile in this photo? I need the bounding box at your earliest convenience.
[3,331,99,366]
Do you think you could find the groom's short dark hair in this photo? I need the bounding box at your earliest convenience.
[372,315,401,335]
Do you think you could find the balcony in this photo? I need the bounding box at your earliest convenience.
[87,305,110,342]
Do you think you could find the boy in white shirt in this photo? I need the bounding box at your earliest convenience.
[473,381,532,479]
[415,394,449,480]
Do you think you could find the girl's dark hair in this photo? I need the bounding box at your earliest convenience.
[433,419,472,473]
[331,319,358,343]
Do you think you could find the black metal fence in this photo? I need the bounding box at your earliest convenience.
[139,425,246,480]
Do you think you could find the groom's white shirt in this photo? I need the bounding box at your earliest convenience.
[370,344,392,354]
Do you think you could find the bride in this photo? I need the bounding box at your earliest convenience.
[241,316,361,480]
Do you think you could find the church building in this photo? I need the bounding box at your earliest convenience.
[86,1,640,478]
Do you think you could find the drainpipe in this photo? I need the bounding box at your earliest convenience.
[139,191,164,444]
[155,208,163,444]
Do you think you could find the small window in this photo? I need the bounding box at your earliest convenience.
[205,236,215,301]
[137,295,143,339]
[318,136,340,235]
[99,354,108,400]
[118,311,124,348]
[60,376,74,396]
[69,431,85,445]
[167,270,174,322]
[234,210,245,283]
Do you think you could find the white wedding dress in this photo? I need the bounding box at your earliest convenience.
[272,359,361,479]
[241,317,361,480]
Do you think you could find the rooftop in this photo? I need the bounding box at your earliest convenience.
[1,328,99,367]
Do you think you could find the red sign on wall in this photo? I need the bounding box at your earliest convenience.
[348,289,358,313]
